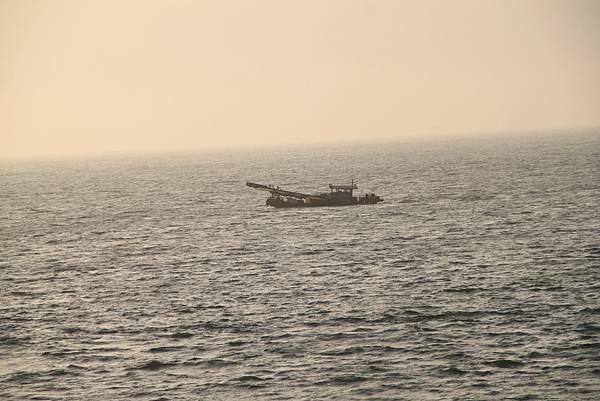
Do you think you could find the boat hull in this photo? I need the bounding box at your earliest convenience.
[266,196,382,208]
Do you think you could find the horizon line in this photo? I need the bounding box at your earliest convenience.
[2,126,598,164]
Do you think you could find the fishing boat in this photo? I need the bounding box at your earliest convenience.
[246,181,383,208]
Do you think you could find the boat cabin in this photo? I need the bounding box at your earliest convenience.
[328,182,358,200]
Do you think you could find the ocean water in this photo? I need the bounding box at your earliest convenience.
[1,133,599,400]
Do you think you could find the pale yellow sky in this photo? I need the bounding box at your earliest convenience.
[1,0,599,159]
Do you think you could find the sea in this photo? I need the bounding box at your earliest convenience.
[1,133,599,400]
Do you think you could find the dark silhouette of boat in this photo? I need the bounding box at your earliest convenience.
[246,181,383,208]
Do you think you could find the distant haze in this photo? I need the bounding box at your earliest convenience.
[1,0,599,160]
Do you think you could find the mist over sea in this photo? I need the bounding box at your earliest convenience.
[1,133,599,400]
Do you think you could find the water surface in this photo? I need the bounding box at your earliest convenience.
[1,134,599,400]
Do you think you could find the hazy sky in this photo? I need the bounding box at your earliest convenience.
[1,0,599,159]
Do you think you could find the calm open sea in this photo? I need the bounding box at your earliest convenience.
[1,133,599,400]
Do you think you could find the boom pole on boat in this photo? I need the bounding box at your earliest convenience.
[246,182,326,200]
